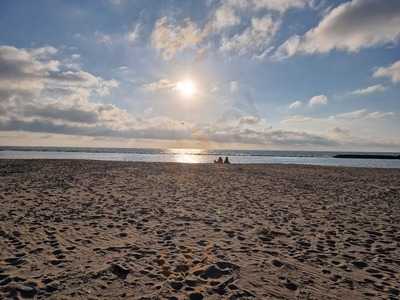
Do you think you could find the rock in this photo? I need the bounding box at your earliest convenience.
[213,276,235,295]
[272,259,283,267]
[194,262,237,280]
[215,261,239,271]
[189,292,204,300]
[389,288,399,296]
[0,273,9,280]
[4,257,25,266]
[184,278,205,287]
[12,276,26,282]
[196,265,229,279]
[169,281,183,291]
[352,261,368,269]
[45,282,59,293]
[16,284,37,298]
[174,264,189,273]
[0,277,12,286]
[110,264,130,279]
[229,289,256,299]
[284,280,298,291]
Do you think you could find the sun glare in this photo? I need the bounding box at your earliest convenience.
[176,79,196,97]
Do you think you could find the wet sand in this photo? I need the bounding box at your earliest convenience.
[0,159,399,300]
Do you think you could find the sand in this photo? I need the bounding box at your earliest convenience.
[0,159,399,300]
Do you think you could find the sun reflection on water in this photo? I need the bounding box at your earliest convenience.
[167,148,207,164]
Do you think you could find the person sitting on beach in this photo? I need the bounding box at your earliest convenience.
[214,157,223,164]
[224,157,231,164]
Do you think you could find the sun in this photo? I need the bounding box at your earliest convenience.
[176,79,196,97]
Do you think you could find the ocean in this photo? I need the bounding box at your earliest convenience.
[1,146,399,168]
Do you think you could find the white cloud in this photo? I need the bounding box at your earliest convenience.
[209,3,241,31]
[282,109,396,125]
[280,115,314,124]
[1,44,398,150]
[222,0,311,13]
[151,17,205,60]
[309,95,328,107]
[30,46,58,59]
[335,109,395,120]
[196,113,337,147]
[350,84,386,95]
[220,16,280,56]
[0,45,124,136]
[126,23,141,44]
[289,100,302,109]
[142,79,177,92]
[275,0,400,59]
[373,60,400,83]
[252,0,311,12]
[230,81,239,93]
[238,115,260,125]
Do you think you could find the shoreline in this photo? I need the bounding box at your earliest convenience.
[1,158,400,170]
[1,159,399,299]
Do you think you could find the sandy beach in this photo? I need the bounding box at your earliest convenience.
[0,159,399,300]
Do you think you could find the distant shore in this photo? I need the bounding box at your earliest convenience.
[0,160,399,299]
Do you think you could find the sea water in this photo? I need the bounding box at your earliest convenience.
[0,147,399,168]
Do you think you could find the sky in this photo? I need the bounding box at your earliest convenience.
[0,0,399,151]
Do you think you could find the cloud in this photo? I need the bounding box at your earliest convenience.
[275,0,400,59]
[94,32,112,45]
[282,108,396,125]
[373,60,400,83]
[204,0,310,36]
[252,0,311,12]
[279,109,400,150]
[280,115,314,124]
[350,84,387,96]
[238,115,260,125]
[220,16,280,56]
[221,0,311,13]
[0,45,123,135]
[205,129,337,146]
[151,17,205,60]
[1,44,398,150]
[30,46,58,59]
[309,94,328,107]
[289,100,302,109]
[208,3,241,31]
[0,46,59,80]
[142,79,177,92]
[329,126,351,138]
[148,0,308,60]
[229,81,239,93]
[335,109,395,120]
[196,113,337,147]
[126,23,141,44]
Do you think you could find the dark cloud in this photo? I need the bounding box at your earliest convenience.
[21,103,100,124]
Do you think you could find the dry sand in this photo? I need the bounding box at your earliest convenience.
[0,159,399,300]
